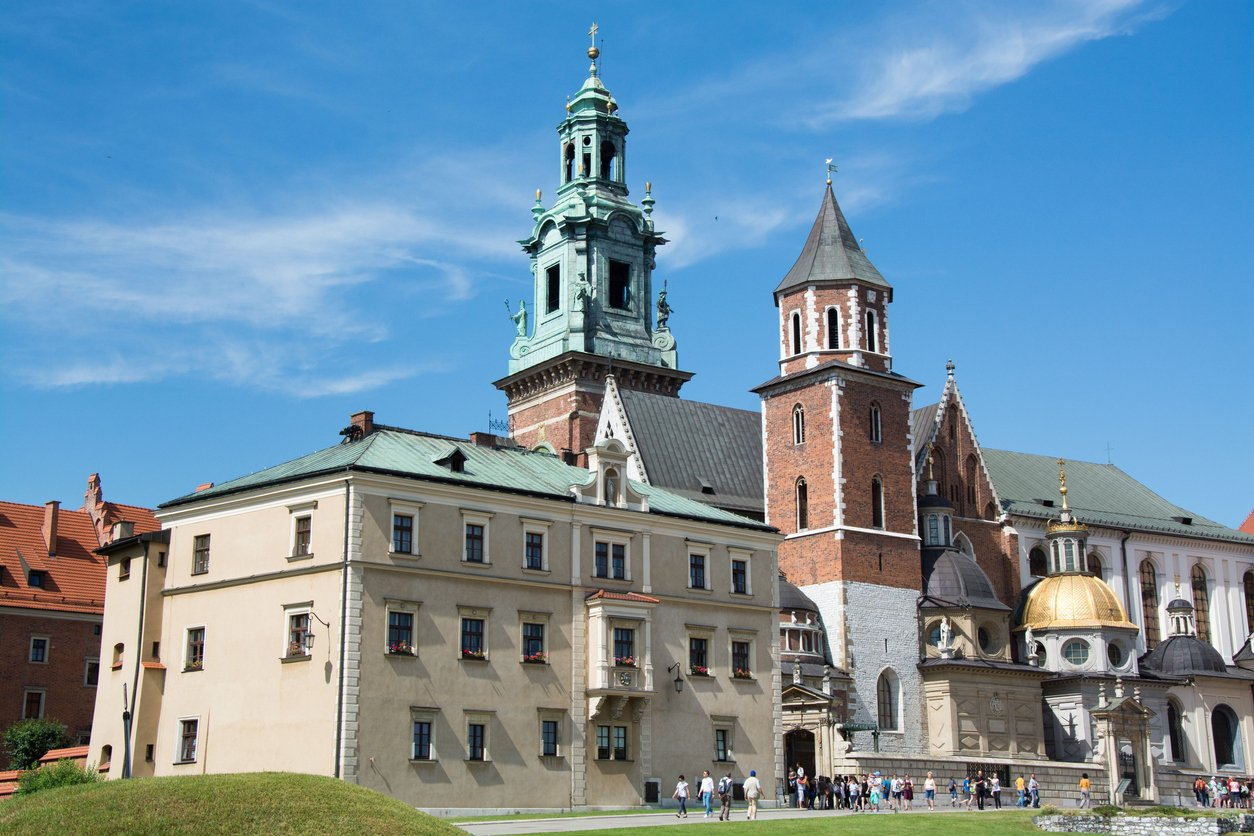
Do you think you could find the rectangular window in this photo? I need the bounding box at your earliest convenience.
[120,558,131,580]
[29,636,48,664]
[731,559,748,594]
[145,744,154,762]
[185,627,205,671]
[595,542,608,578]
[596,725,610,759]
[732,641,751,677]
[525,532,544,570]
[541,719,559,757]
[595,725,629,760]
[465,523,485,563]
[613,627,635,666]
[545,264,561,314]
[609,260,630,309]
[467,723,486,761]
[613,726,628,760]
[388,611,414,655]
[689,553,707,589]
[461,618,485,659]
[522,622,545,662]
[689,637,709,674]
[192,534,210,575]
[84,658,100,687]
[715,728,730,762]
[287,612,311,658]
[28,570,44,588]
[178,719,198,763]
[611,544,625,579]
[412,720,433,761]
[392,514,414,554]
[22,690,44,720]
[293,516,312,556]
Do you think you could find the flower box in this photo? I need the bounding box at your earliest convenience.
[689,665,710,677]
[614,656,637,668]
[733,668,753,680]
[522,652,548,664]
[184,660,204,672]
[461,648,487,660]
[387,642,416,656]
[287,643,308,658]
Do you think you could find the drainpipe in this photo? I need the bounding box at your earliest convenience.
[334,478,351,778]
[124,540,151,779]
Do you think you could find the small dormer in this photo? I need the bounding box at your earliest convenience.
[573,438,649,511]
[434,446,468,474]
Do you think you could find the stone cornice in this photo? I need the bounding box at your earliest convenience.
[495,352,692,402]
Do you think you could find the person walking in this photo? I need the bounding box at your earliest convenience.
[673,774,690,818]
[786,768,796,809]
[700,770,715,818]
[962,776,972,810]
[1016,774,1027,807]
[891,774,903,812]
[1078,773,1091,808]
[743,770,762,820]
[924,771,937,811]
[991,774,1002,809]
[718,772,733,821]
[975,770,986,811]
[949,776,958,806]
[1029,773,1040,808]
[904,775,914,811]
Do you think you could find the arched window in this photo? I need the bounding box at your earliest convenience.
[871,477,884,529]
[599,141,616,180]
[792,404,805,445]
[984,502,997,521]
[1212,704,1244,770]
[564,143,575,183]
[953,532,973,556]
[1167,700,1186,763]
[795,478,808,531]
[100,744,113,767]
[869,403,882,443]
[876,670,898,731]
[826,307,841,349]
[791,312,802,356]
[964,455,978,509]
[1086,552,1103,578]
[1192,564,1211,642]
[1140,560,1161,649]
[866,310,878,353]
[926,514,940,546]
[1244,571,1254,636]
[1029,547,1047,578]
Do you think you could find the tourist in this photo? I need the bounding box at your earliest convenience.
[743,770,762,820]
[673,774,689,818]
[962,775,972,810]
[1078,773,1091,808]
[700,770,715,818]
[891,773,903,812]
[975,770,986,811]
[950,776,959,806]
[1016,774,1027,807]
[848,776,861,811]
[1029,773,1040,808]
[991,774,1002,809]
[904,774,914,811]
[787,768,796,808]
[924,771,937,811]
[717,772,734,821]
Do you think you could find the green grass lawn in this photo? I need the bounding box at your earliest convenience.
[0,772,459,835]
[539,810,1057,835]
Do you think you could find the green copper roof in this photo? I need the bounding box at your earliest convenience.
[162,427,772,531]
[982,449,1254,545]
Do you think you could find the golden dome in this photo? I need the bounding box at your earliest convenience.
[1021,574,1138,631]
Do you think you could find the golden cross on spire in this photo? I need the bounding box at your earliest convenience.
[588,21,599,45]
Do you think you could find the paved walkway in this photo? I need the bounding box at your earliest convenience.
[457,804,1040,834]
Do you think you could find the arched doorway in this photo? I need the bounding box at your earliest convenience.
[784,728,816,780]
[1213,705,1244,770]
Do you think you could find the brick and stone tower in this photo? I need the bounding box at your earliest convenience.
[494,38,690,461]
[755,181,924,751]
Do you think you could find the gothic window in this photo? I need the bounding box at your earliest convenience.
[871,477,884,529]
[600,141,616,180]
[826,307,841,349]
[1029,547,1047,578]
[984,502,997,521]
[795,478,808,531]
[866,310,878,352]
[876,669,898,731]
[564,144,574,183]
[1086,552,1103,578]
[545,265,561,314]
[869,403,882,443]
[1140,560,1161,649]
[608,261,630,309]
[1167,699,1185,762]
[964,455,978,508]
[1192,565,1211,642]
[1212,704,1243,770]
[1244,572,1254,636]
[790,312,802,355]
[792,404,805,445]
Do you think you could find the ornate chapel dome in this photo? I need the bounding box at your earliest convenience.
[1020,573,1138,631]
[922,551,1008,611]
[1140,635,1228,676]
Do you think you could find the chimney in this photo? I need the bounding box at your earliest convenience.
[112,521,134,540]
[351,410,375,437]
[43,501,59,557]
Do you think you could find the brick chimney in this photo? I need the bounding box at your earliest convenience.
[351,410,375,436]
[43,501,59,557]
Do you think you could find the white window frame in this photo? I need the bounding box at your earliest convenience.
[729,629,757,680]
[687,543,712,592]
[410,705,439,762]
[184,625,206,671]
[175,716,199,764]
[282,602,313,660]
[729,549,753,596]
[191,533,211,575]
[869,402,882,443]
[465,710,493,762]
[595,723,631,761]
[866,309,879,353]
[825,305,842,350]
[519,610,551,664]
[460,510,493,566]
[686,623,716,677]
[288,501,316,560]
[521,517,552,573]
[29,635,49,664]
[591,528,632,582]
[712,715,736,763]
[538,709,565,759]
[388,499,424,558]
[788,309,803,356]
[22,688,46,719]
[385,599,420,657]
[458,605,491,661]
[83,657,100,687]
[792,404,805,445]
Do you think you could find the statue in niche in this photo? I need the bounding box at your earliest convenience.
[939,616,952,651]
[573,271,592,310]
[656,287,673,329]
[1025,625,1036,657]
[508,299,527,337]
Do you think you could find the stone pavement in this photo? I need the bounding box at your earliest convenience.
[456,804,1039,834]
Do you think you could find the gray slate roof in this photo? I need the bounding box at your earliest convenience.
[775,184,889,297]
[162,426,772,531]
[618,389,764,516]
[911,402,939,467]
[922,550,1009,611]
[981,449,1254,545]
[1139,635,1230,677]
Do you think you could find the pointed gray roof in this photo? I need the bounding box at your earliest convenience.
[775,184,889,298]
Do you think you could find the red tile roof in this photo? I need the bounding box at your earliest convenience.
[39,745,89,764]
[1242,509,1254,536]
[585,589,660,604]
[0,479,157,616]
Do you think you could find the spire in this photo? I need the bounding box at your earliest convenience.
[1047,458,1087,535]
[775,183,889,298]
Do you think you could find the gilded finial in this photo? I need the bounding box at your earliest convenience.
[1057,458,1069,510]
[587,22,600,72]
[645,181,652,194]
[825,158,836,185]
[535,188,542,202]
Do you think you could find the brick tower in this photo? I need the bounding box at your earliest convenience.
[494,39,690,462]
[754,180,924,750]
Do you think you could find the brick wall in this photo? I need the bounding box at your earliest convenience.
[0,612,102,742]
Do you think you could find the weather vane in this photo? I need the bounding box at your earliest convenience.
[826,158,837,185]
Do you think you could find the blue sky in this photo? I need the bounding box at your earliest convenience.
[2,1,1251,528]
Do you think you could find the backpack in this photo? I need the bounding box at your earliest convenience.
[718,777,732,796]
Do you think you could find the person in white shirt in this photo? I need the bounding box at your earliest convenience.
[924,772,937,811]
[743,770,763,820]
[700,770,716,817]
[673,775,690,818]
